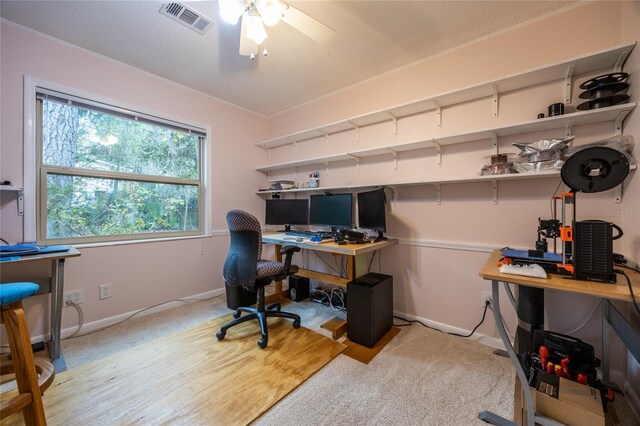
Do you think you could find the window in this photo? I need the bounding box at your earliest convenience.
[36,89,205,244]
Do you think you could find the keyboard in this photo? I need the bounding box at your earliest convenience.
[285,230,332,240]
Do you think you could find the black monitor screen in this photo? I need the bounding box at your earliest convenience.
[357,189,386,232]
[309,193,353,228]
[265,199,309,226]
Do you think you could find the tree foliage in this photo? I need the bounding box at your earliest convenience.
[42,100,200,240]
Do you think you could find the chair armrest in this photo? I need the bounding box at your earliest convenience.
[280,245,301,256]
[280,245,301,271]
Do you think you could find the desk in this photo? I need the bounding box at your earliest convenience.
[262,233,397,337]
[1,248,81,371]
[478,249,640,426]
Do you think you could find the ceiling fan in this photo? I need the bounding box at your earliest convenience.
[218,0,335,59]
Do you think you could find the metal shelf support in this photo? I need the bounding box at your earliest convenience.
[266,147,271,160]
[321,131,329,148]
[388,112,398,136]
[434,100,442,128]
[614,184,623,204]
[491,132,498,155]
[433,139,442,166]
[614,49,631,73]
[564,64,575,104]
[492,180,498,204]
[348,154,361,173]
[323,162,330,176]
[388,148,399,171]
[349,123,360,143]
[435,184,441,205]
[565,120,574,138]
[614,110,629,136]
[492,85,499,118]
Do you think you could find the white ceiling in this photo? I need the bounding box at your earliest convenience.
[0,1,574,116]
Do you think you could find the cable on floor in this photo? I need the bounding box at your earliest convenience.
[63,293,224,340]
[393,300,490,339]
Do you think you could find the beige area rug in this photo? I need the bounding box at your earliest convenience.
[256,323,516,425]
[4,314,345,425]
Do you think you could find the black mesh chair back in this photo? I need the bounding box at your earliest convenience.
[217,209,302,348]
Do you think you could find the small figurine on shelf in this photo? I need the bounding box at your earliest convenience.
[308,171,319,188]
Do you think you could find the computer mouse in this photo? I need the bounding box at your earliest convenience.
[295,237,303,242]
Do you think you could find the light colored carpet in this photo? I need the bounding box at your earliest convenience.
[256,322,515,425]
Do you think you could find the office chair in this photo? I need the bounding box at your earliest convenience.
[1,282,55,425]
[216,209,302,349]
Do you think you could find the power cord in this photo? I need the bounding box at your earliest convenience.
[63,293,224,340]
[615,269,640,315]
[66,301,84,338]
[393,300,490,338]
[312,251,345,277]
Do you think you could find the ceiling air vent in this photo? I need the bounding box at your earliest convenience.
[159,3,213,35]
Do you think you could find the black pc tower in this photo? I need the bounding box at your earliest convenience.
[347,273,393,347]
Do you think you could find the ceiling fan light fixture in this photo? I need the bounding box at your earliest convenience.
[246,10,268,44]
[256,0,284,27]
[219,0,246,25]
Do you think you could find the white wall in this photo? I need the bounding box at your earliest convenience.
[0,20,269,334]
[263,1,640,409]
[1,1,638,413]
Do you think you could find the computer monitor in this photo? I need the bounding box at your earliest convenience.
[309,193,353,230]
[357,188,387,241]
[265,199,309,232]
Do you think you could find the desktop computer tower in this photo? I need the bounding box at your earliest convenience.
[288,275,310,302]
[347,273,393,347]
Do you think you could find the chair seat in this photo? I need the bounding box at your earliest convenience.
[0,283,39,306]
[256,260,299,278]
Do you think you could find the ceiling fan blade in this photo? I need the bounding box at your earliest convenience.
[281,3,335,45]
[239,13,259,56]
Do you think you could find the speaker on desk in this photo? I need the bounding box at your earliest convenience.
[288,275,310,302]
[347,273,393,347]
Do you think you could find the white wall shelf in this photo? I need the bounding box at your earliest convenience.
[257,169,563,194]
[0,185,24,216]
[257,166,636,205]
[256,42,636,151]
[256,103,636,173]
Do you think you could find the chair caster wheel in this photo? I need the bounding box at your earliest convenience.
[293,321,300,329]
[258,337,268,349]
[216,331,226,340]
[233,310,241,319]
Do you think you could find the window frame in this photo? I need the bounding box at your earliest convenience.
[25,78,211,245]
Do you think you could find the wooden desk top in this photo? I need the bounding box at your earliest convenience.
[479,250,640,303]
[262,233,398,256]
[1,247,81,264]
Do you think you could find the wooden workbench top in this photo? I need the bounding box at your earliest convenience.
[479,250,640,303]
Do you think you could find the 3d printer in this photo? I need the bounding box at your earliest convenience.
[504,146,630,282]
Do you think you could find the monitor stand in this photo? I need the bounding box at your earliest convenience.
[277,225,292,233]
[373,231,387,242]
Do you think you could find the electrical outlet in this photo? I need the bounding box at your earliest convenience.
[99,284,112,300]
[64,290,83,306]
[481,291,492,307]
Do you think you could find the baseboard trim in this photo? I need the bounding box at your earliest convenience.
[51,288,226,341]
[393,309,505,350]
